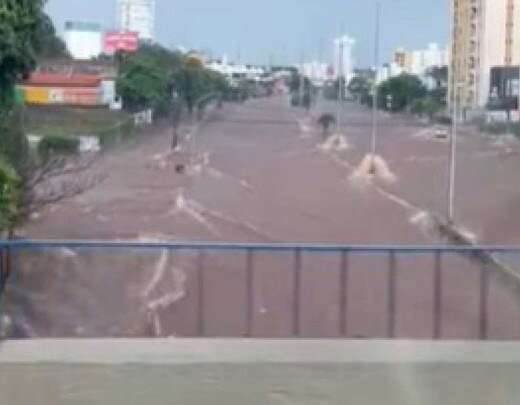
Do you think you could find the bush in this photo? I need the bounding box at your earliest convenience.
[0,159,19,232]
[96,119,135,148]
[479,121,511,135]
[411,98,443,121]
[38,135,79,160]
[0,109,29,171]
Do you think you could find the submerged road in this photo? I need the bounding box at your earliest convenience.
[4,96,520,339]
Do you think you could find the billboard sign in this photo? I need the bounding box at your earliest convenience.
[103,31,139,54]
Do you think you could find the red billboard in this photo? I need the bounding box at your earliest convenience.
[103,31,139,54]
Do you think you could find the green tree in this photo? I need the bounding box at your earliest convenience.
[348,76,372,104]
[173,57,229,115]
[0,0,45,107]
[0,109,29,172]
[378,73,427,112]
[0,2,84,235]
[117,56,172,112]
[426,66,448,106]
[117,44,183,113]
[411,98,442,121]
[118,45,228,116]
[33,13,68,58]
[0,159,18,233]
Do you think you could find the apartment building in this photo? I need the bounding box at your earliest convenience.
[450,0,520,110]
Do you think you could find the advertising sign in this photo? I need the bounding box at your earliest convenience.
[103,31,139,54]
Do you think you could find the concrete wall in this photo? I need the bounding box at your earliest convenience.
[1,339,520,404]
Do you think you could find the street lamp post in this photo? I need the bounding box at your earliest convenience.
[337,38,344,132]
[370,2,381,174]
[447,84,461,224]
[299,53,305,108]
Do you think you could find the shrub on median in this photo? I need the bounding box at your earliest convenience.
[0,159,19,232]
[38,135,79,160]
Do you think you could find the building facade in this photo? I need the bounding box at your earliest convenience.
[450,0,520,110]
[117,0,155,41]
[390,44,447,78]
[64,21,102,60]
[301,61,331,84]
[333,35,355,83]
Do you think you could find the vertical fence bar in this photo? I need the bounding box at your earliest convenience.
[433,251,442,339]
[293,249,302,337]
[387,251,397,338]
[0,246,9,300]
[197,251,205,337]
[339,250,349,337]
[479,260,489,340]
[245,249,254,337]
[0,247,5,298]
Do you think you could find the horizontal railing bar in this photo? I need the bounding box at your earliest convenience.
[0,240,519,254]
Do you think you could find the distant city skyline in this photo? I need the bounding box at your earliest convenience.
[45,0,448,67]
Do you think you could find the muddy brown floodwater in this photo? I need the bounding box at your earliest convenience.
[3,96,520,339]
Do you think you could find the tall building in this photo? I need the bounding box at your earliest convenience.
[333,35,355,83]
[393,48,412,72]
[64,21,102,60]
[391,44,447,77]
[450,0,520,110]
[117,0,155,41]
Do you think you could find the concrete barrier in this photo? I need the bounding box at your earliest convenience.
[1,339,520,404]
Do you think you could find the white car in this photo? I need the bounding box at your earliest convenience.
[433,126,449,139]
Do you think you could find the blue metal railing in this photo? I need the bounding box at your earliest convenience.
[1,240,520,340]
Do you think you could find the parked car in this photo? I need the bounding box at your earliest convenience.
[433,126,449,139]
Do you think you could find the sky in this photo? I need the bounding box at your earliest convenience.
[45,0,448,67]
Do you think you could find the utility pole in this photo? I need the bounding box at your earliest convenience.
[336,33,345,133]
[370,2,381,171]
[299,52,305,107]
[448,84,460,224]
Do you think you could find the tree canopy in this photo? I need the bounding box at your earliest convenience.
[33,12,68,59]
[0,0,65,108]
[347,76,372,104]
[377,73,427,112]
[0,0,67,232]
[0,0,45,106]
[117,44,230,115]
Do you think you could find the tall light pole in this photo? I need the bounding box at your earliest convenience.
[337,35,345,133]
[448,83,461,224]
[299,52,305,108]
[370,2,381,170]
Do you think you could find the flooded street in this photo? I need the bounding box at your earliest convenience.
[5,96,520,339]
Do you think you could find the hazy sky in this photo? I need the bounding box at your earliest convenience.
[45,0,448,66]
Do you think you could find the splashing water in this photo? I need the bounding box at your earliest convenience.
[350,154,397,184]
[318,133,350,152]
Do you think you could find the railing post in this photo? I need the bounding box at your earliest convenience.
[245,249,254,337]
[433,251,442,339]
[387,251,397,338]
[339,250,349,337]
[197,251,205,337]
[293,249,302,337]
[0,245,9,300]
[0,247,5,298]
[479,260,489,340]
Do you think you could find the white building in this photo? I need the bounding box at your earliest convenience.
[333,35,355,82]
[117,0,155,41]
[206,56,265,82]
[409,43,447,77]
[64,21,102,60]
[301,61,330,84]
